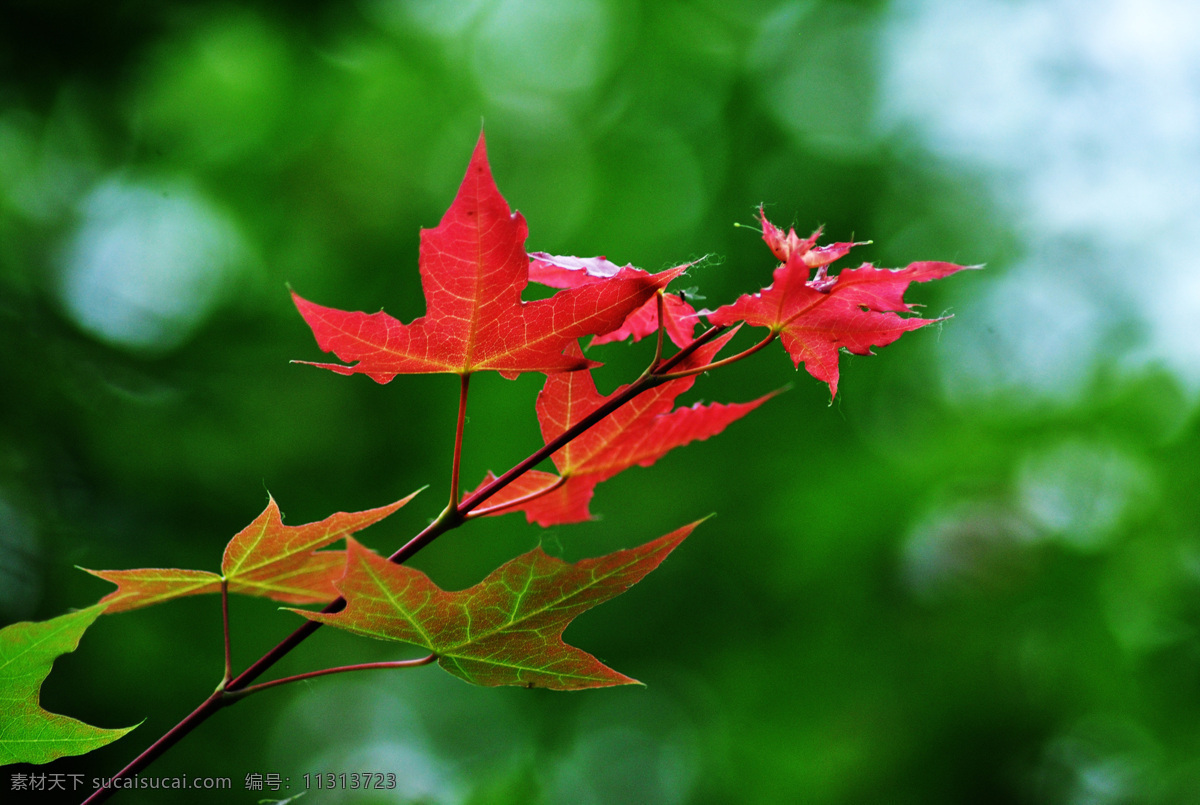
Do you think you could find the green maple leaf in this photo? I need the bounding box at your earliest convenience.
[292,522,699,690]
[0,604,137,765]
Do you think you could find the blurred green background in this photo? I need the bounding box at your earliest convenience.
[4,0,1200,802]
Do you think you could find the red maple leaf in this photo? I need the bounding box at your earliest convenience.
[528,252,698,348]
[709,208,971,396]
[292,136,684,381]
[468,333,773,525]
[757,207,859,270]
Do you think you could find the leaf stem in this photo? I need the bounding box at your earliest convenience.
[654,322,729,374]
[226,655,437,700]
[220,580,231,688]
[465,475,568,519]
[450,373,471,510]
[655,330,776,381]
[652,290,666,369]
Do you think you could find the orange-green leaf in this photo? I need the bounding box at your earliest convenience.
[0,605,137,765]
[292,522,698,690]
[292,135,684,381]
[80,568,223,614]
[220,490,420,601]
[84,493,418,613]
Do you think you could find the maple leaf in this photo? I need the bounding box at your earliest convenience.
[292,136,684,381]
[756,207,859,269]
[709,208,971,397]
[0,605,137,765]
[468,334,773,526]
[292,522,698,690]
[528,252,698,348]
[84,493,417,614]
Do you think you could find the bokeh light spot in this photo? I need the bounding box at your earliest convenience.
[57,178,244,352]
[471,0,617,99]
[881,0,1200,401]
[1017,439,1153,551]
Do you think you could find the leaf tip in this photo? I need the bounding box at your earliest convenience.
[598,672,645,689]
[261,493,283,521]
[465,130,493,179]
[289,287,311,309]
[393,486,426,509]
[770,382,795,397]
[651,518,705,555]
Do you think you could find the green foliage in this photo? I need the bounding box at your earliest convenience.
[0,606,136,765]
